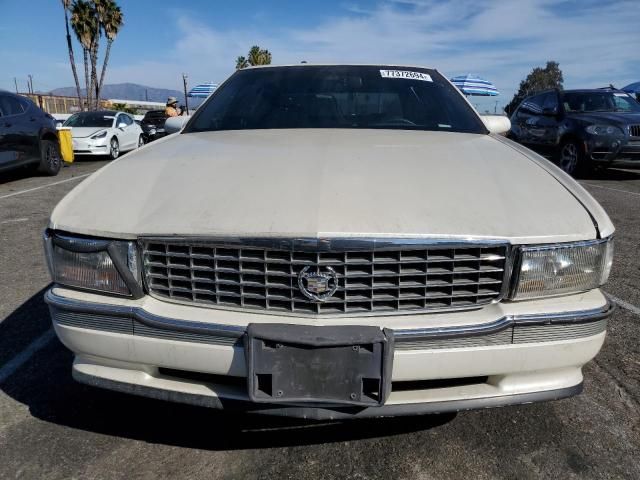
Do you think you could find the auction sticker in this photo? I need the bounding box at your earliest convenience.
[380,70,432,82]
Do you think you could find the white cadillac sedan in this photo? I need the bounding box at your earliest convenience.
[45,65,614,420]
[63,110,144,159]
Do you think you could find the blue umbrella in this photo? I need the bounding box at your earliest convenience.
[188,82,218,98]
[450,74,499,96]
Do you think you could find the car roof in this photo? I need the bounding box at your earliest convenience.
[562,88,621,93]
[524,87,627,99]
[241,63,438,71]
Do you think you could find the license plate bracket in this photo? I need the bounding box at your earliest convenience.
[245,324,393,406]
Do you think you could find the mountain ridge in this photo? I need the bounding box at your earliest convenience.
[49,83,185,103]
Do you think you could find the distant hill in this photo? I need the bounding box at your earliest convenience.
[49,83,185,103]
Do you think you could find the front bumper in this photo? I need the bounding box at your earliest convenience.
[72,138,109,155]
[46,287,612,419]
[588,138,640,165]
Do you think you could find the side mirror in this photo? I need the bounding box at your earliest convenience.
[480,115,511,135]
[117,122,127,129]
[165,116,189,134]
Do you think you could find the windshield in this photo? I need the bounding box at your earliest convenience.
[64,112,115,128]
[563,92,640,113]
[187,66,487,134]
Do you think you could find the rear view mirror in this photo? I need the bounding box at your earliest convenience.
[480,115,511,135]
[165,116,189,134]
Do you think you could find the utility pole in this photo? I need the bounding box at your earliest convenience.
[145,89,148,102]
[28,74,34,94]
[182,73,189,115]
[14,77,18,94]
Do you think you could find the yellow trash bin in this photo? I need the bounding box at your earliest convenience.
[57,127,74,163]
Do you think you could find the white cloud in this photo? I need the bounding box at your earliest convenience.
[92,1,640,110]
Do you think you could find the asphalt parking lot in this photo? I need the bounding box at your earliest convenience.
[1,159,639,480]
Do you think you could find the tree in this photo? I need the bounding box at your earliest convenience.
[504,61,564,115]
[111,102,137,115]
[70,0,97,109]
[235,45,272,69]
[67,0,124,110]
[61,0,83,110]
[97,0,123,104]
[235,56,249,69]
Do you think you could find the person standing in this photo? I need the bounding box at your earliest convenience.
[165,97,182,117]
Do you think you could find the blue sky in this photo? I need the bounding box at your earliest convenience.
[1,0,638,111]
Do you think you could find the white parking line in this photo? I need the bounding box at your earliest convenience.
[0,174,91,200]
[0,218,29,225]
[605,292,640,316]
[581,183,640,198]
[0,329,55,384]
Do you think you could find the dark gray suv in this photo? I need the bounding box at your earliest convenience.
[508,88,640,176]
[0,91,61,176]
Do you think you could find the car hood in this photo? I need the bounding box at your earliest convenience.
[50,129,608,244]
[69,127,111,138]
[568,111,640,126]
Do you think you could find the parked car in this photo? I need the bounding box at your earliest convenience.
[0,90,62,175]
[140,110,168,143]
[63,110,144,159]
[45,64,614,420]
[508,88,640,176]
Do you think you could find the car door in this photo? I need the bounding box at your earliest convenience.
[533,92,561,153]
[0,94,37,170]
[510,104,533,144]
[116,113,136,150]
[519,94,546,149]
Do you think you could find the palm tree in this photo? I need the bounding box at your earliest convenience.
[247,46,272,66]
[235,56,249,70]
[71,0,98,108]
[61,0,83,110]
[96,0,123,105]
[236,46,272,69]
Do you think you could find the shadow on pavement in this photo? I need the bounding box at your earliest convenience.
[589,168,640,181]
[0,165,46,185]
[0,289,456,451]
[0,287,52,366]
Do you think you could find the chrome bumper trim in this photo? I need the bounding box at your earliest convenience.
[46,289,613,347]
[45,289,245,339]
[393,302,614,342]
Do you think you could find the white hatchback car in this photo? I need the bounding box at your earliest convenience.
[46,65,614,420]
[64,110,144,159]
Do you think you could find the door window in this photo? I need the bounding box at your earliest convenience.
[0,95,25,117]
[121,114,133,126]
[541,93,559,113]
[520,94,545,115]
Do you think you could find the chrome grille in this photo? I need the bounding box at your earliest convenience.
[629,125,640,138]
[142,240,508,316]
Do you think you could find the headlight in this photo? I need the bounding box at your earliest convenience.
[585,125,623,136]
[44,231,142,297]
[90,130,108,140]
[510,237,613,300]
